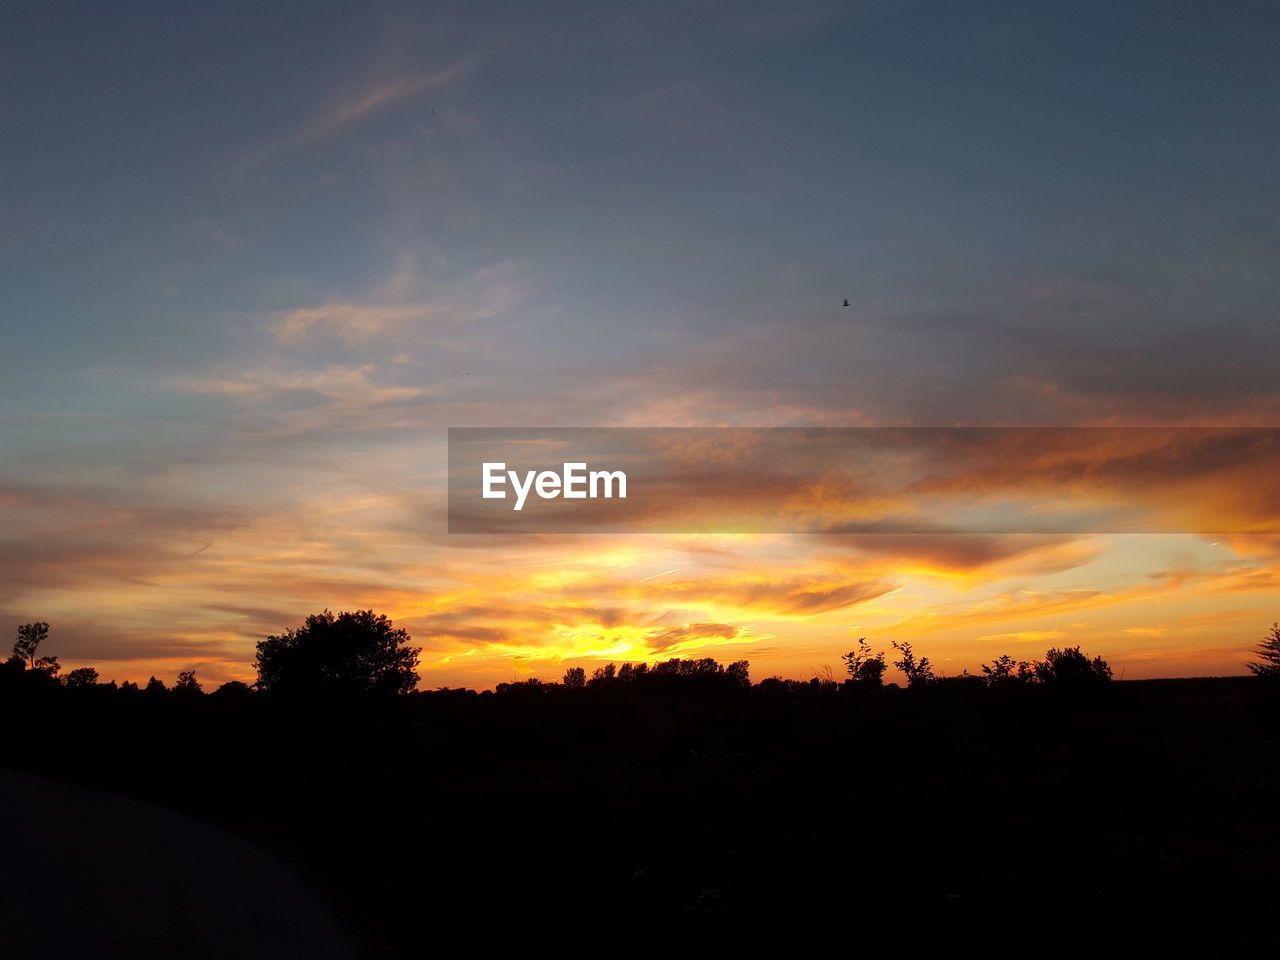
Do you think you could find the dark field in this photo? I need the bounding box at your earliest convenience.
[3,676,1278,953]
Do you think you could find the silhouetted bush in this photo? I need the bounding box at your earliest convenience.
[981,654,1034,687]
[842,638,887,687]
[892,639,935,687]
[1033,646,1112,686]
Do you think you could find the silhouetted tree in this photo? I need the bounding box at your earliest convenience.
[255,609,421,696]
[842,638,887,686]
[726,660,750,688]
[652,658,724,677]
[118,680,140,694]
[562,666,586,688]
[211,680,253,698]
[13,621,49,668]
[892,640,934,687]
[1033,646,1112,685]
[144,676,168,695]
[589,663,616,685]
[1246,622,1280,680]
[13,621,57,675]
[981,654,1033,687]
[63,666,99,688]
[617,662,649,683]
[495,677,548,695]
[174,670,203,696]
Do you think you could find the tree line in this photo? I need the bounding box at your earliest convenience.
[5,611,1280,699]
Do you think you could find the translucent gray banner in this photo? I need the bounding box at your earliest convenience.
[447,427,1280,534]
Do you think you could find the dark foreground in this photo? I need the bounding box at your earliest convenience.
[2,677,1278,953]
[0,767,357,959]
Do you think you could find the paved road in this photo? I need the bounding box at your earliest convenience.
[0,768,364,959]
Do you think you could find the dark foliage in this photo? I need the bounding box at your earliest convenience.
[212,680,254,698]
[1247,622,1280,680]
[63,666,99,688]
[1034,646,1113,685]
[842,637,887,686]
[3,618,1276,953]
[3,669,1277,953]
[981,654,1034,686]
[255,609,421,696]
[13,621,49,669]
[892,639,935,687]
[174,670,203,696]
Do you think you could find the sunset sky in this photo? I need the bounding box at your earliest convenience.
[3,1,1279,687]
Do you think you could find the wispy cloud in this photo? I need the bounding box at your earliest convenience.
[270,303,436,344]
[230,57,476,172]
[308,68,468,141]
[171,362,425,405]
[267,260,526,344]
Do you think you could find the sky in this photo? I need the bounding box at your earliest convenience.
[3,0,1280,687]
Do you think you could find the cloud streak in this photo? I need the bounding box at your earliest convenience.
[229,58,475,173]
